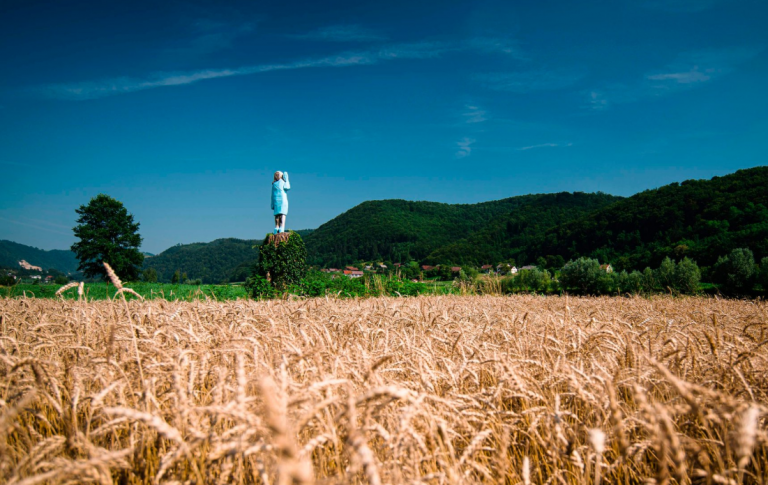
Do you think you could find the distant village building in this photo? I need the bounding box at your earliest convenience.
[601,264,613,273]
[30,275,42,280]
[421,265,434,271]
[345,266,359,271]
[18,260,42,272]
[521,265,537,271]
[344,270,364,278]
[451,266,461,273]
[481,264,493,273]
[496,264,518,275]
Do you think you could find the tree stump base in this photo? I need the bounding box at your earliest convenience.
[266,232,291,247]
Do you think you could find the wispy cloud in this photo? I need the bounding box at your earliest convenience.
[586,47,762,110]
[33,41,461,100]
[645,47,759,87]
[456,137,476,158]
[35,53,376,100]
[585,85,637,111]
[289,24,387,42]
[377,41,453,59]
[517,142,573,151]
[646,68,713,84]
[462,105,487,124]
[474,68,587,93]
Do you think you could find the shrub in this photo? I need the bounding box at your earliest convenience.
[674,257,701,294]
[0,275,16,286]
[142,268,158,283]
[760,257,768,292]
[627,270,644,295]
[713,248,756,294]
[518,269,552,293]
[656,257,676,291]
[255,232,308,291]
[611,270,630,294]
[640,267,655,293]
[560,258,609,294]
[54,275,69,285]
[245,274,275,300]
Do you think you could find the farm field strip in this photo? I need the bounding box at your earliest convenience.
[1,295,767,484]
[3,282,249,301]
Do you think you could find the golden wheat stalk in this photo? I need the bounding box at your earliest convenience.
[54,282,78,297]
[102,262,123,290]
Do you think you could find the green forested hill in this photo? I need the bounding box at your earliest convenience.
[0,240,80,274]
[423,192,622,266]
[5,167,764,280]
[530,166,768,270]
[143,238,260,283]
[302,194,621,267]
[143,230,314,283]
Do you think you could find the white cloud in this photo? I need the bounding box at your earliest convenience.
[646,68,713,84]
[517,142,572,151]
[377,41,453,59]
[586,47,762,110]
[462,105,487,124]
[32,36,523,100]
[35,53,378,100]
[289,24,387,42]
[456,138,476,158]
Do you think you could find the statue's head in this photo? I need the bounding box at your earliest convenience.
[273,171,282,182]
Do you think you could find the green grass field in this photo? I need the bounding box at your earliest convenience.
[2,282,249,301]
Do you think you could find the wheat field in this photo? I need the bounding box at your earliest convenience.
[1,294,767,485]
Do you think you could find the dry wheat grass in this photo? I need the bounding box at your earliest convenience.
[1,294,767,484]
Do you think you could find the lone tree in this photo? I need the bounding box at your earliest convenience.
[71,194,144,281]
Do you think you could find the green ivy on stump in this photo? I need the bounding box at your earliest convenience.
[247,231,307,297]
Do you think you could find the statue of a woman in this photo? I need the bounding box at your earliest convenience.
[271,171,290,234]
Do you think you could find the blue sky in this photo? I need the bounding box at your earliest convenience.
[1,0,767,253]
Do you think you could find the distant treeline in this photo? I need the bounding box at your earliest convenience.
[4,167,767,288]
[305,166,768,277]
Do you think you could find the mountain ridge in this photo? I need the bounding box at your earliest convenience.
[4,166,766,279]
[303,193,623,267]
[528,165,768,270]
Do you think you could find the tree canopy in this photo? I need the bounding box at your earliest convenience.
[71,194,144,281]
[529,166,768,271]
[304,193,621,267]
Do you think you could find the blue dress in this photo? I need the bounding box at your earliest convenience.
[271,173,290,215]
